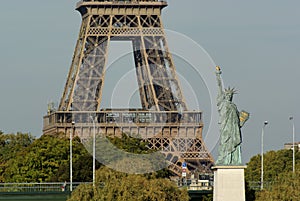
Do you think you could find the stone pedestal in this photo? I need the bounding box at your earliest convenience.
[212,166,246,201]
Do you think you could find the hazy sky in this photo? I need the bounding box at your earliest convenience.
[0,0,299,163]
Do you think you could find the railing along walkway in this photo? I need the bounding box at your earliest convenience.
[0,182,91,195]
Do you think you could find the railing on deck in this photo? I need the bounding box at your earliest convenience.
[44,110,202,129]
[0,182,91,194]
[77,0,168,7]
[81,0,166,2]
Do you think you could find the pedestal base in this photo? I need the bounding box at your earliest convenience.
[212,166,246,201]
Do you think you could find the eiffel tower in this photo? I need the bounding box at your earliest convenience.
[43,0,214,177]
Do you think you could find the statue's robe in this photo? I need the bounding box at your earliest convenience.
[216,97,242,165]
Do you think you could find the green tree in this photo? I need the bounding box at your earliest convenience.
[201,194,213,201]
[69,133,186,201]
[108,133,151,154]
[2,134,97,182]
[51,150,102,182]
[0,132,35,182]
[83,133,171,176]
[2,132,165,183]
[245,149,300,201]
[68,166,190,201]
[0,132,34,162]
[255,168,300,201]
[108,134,172,177]
[245,149,299,184]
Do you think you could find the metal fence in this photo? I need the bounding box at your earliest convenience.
[0,182,91,193]
[247,181,273,191]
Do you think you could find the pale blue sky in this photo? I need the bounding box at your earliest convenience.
[0,0,299,163]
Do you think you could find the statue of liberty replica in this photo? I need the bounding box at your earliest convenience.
[213,66,249,201]
[215,66,249,165]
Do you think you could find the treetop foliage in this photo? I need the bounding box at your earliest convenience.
[0,132,35,182]
[0,132,169,183]
[245,149,299,183]
[0,132,98,183]
[68,166,190,201]
[245,149,300,201]
[255,167,300,201]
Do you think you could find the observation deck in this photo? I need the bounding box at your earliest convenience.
[76,0,168,16]
[43,110,203,140]
[76,0,168,10]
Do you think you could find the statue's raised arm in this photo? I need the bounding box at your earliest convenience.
[215,66,224,104]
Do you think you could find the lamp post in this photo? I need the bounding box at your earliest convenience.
[70,121,75,192]
[261,121,268,190]
[289,116,295,173]
[90,116,96,187]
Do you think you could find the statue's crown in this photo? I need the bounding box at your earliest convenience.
[225,87,237,95]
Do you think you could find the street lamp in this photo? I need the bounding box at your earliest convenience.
[70,121,75,192]
[90,116,96,187]
[261,120,268,190]
[289,116,295,173]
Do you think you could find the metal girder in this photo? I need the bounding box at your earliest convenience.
[147,137,214,175]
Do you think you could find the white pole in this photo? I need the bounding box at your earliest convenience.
[293,119,295,173]
[261,126,264,190]
[261,121,268,190]
[90,116,96,187]
[290,117,295,173]
[70,121,75,192]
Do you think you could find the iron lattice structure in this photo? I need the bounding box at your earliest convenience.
[43,0,214,177]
